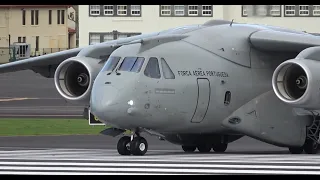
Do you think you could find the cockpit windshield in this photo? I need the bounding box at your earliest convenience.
[101,56,121,72]
[118,57,145,73]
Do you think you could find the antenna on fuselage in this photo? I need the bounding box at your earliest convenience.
[230,19,234,27]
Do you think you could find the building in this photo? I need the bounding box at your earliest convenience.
[0,5,76,57]
[79,5,320,47]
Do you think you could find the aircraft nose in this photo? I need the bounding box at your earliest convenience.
[90,83,119,120]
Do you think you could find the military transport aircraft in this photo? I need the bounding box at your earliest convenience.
[1,19,320,156]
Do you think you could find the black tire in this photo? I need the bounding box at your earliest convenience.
[288,147,304,154]
[117,136,131,155]
[197,144,212,153]
[130,137,148,156]
[182,145,197,152]
[212,143,228,153]
[303,139,318,154]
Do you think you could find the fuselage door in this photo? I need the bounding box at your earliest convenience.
[191,78,211,123]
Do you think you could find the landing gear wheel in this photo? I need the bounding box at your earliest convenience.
[182,145,197,152]
[304,111,320,154]
[130,137,148,156]
[303,139,318,154]
[212,143,228,153]
[117,136,131,155]
[197,144,212,153]
[288,147,304,154]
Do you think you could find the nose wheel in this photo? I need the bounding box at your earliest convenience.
[117,135,148,156]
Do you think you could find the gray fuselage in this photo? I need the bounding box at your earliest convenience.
[89,24,297,135]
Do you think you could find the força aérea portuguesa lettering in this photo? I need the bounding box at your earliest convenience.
[177,70,229,77]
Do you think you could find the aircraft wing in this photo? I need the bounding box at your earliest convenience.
[249,30,320,52]
[0,31,163,76]
[0,47,83,74]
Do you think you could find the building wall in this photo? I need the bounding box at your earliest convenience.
[79,5,217,47]
[67,6,75,30]
[225,5,320,32]
[0,6,70,56]
[79,5,320,47]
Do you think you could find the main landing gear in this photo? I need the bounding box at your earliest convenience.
[182,142,228,153]
[117,133,148,156]
[289,112,320,154]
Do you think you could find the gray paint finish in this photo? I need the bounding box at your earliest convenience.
[1,20,320,155]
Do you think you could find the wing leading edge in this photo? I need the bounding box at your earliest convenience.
[249,30,320,52]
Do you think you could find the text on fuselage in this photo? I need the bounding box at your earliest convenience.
[177,70,229,77]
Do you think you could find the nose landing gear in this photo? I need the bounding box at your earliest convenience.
[117,133,148,156]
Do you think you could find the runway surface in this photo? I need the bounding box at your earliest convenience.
[0,134,319,175]
[0,148,320,175]
[0,70,84,118]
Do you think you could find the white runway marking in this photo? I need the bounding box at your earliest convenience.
[0,148,319,175]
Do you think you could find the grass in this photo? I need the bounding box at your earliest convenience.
[0,118,108,136]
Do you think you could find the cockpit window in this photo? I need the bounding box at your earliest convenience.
[144,57,161,79]
[160,58,175,79]
[101,56,121,72]
[118,57,145,73]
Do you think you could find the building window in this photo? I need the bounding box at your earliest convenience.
[57,10,60,24]
[23,37,26,43]
[89,34,100,45]
[242,5,248,16]
[285,5,295,16]
[103,5,113,15]
[117,5,127,15]
[48,10,52,24]
[57,10,65,24]
[160,5,212,17]
[89,32,141,45]
[35,36,39,51]
[202,5,212,16]
[160,5,171,16]
[103,34,113,42]
[299,5,309,16]
[35,10,39,25]
[18,37,21,43]
[270,5,281,16]
[256,5,267,16]
[313,5,320,16]
[61,10,65,24]
[90,5,100,15]
[31,10,39,25]
[188,5,198,16]
[22,9,26,25]
[131,5,141,16]
[174,5,185,16]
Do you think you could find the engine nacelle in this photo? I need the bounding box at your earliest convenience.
[272,58,320,109]
[54,56,103,105]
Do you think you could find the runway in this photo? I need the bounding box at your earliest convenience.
[0,70,84,118]
[0,134,318,175]
[0,147,319,175]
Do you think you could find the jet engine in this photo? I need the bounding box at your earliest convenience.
[54,56,103,105]
[272,58,320,109]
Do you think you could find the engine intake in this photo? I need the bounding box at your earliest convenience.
[272,58,320,109]
[54,56,103,105]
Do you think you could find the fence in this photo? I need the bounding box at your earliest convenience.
[30,48,70,57]
[0,47,71,63]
